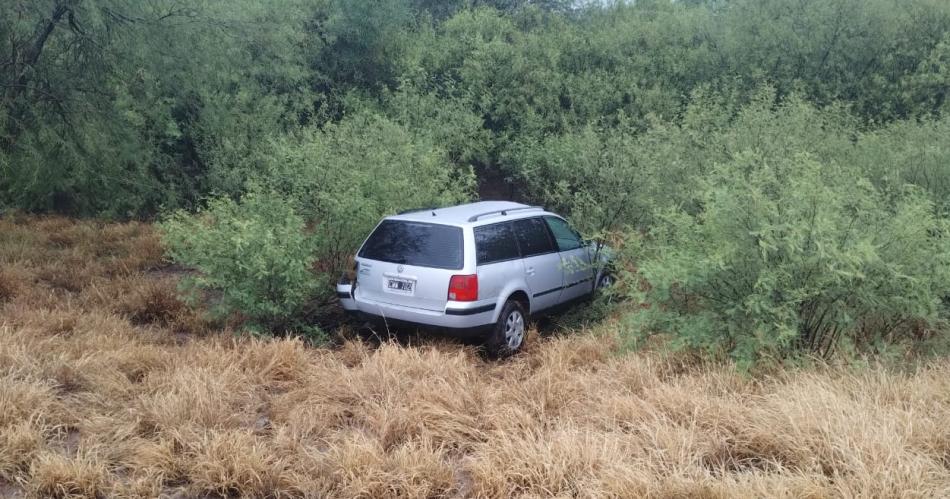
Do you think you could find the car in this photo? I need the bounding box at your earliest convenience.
[335,201,613,355]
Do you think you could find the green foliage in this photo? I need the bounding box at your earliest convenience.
[0,0,320,216]
[5,0,950,217]
[160,110,474,336]
[512,90,859,234]
[315,0,415,91]
[248,111,476,275]
[5,0,950,358]
[626,151,950,368]
[856,115,950,216]
[160,191,323,337]
[380,88,492,168]
[511,118,654,236]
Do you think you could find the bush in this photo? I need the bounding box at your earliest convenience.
[160,191,323,336]
[625,151,950,368]
[857,115,950,216]
[511,118,657,236]
[510,90,858,236]
[245,111,476,275]
[161,111,474,335]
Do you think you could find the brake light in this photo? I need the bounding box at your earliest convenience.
[448,274,478,302]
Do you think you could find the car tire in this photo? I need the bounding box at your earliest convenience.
[596,272,613,291]
[487,300,527,357]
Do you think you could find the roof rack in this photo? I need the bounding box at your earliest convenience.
[467,205,542,223]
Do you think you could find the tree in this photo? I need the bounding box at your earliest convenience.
[0,0,318,215]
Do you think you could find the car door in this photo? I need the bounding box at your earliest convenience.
[544,216,593,302]
[511,217,563,312]
[474,221,525,309]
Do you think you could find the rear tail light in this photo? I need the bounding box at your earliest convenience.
[448,274,478,302]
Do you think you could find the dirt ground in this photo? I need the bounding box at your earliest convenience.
[1,216,949,498]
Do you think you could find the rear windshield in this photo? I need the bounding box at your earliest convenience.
[358,220,463,269]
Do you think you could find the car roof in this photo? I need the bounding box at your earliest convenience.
[387,201,553,226]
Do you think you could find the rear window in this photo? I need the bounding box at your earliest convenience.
[475,222,519,265]
[358,220,463,269]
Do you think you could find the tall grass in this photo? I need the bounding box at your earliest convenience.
[1,216,949,497]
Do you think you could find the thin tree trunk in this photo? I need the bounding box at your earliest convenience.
[2,1,76,149]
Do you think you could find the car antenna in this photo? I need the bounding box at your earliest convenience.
[431,210,437,216]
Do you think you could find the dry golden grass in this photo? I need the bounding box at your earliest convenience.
[1,215,949,498]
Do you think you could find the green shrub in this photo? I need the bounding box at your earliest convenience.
[624,151,950,368]
[511,118,657,236]
[510,90,858,236]
[160,191,323,337]
[246,111,476,275]
[160,111,474,336]
[857,115,950,216]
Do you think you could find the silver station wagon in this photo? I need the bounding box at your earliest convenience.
[336,201,612,355]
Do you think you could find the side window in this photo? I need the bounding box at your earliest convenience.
[512,218,556,257]
[474,222,520,265]
[544,216,583,251]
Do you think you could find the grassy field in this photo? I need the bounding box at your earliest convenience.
[1,216,949,498]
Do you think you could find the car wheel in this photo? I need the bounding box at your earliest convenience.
[596,272,613,290]
[487,300,527,357]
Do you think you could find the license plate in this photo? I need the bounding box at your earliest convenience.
[386,278,414,295]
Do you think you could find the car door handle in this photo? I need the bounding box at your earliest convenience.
[525,266,535,276]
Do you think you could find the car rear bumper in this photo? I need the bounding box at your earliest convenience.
[352,312,492,339]
[337,281,495,334]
